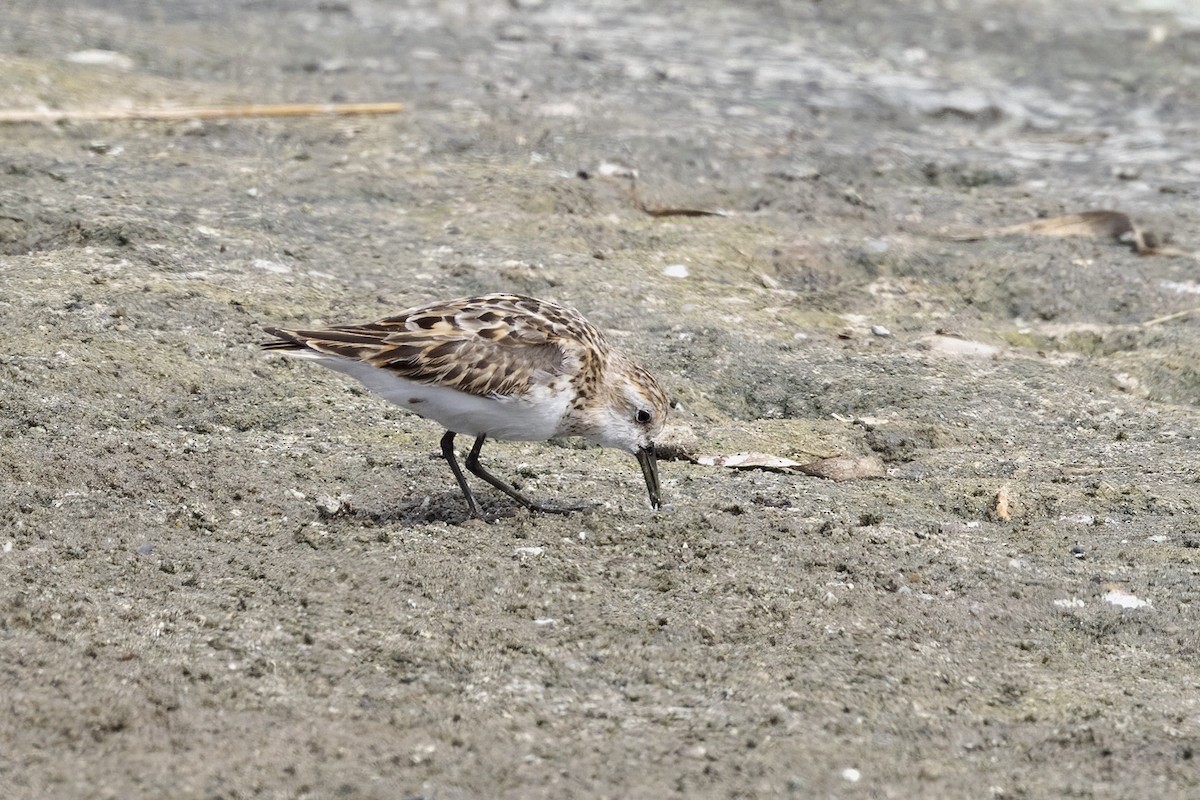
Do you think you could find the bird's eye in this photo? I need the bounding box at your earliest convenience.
[635,409,653,424]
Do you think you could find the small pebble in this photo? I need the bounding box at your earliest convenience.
[662,264,689,279]
[253,258,291,274]
[597,162,637,179]
[86,141,123,155]
[1070,545,1086,559]
[871,324,892,338]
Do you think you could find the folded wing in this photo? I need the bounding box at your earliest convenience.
[262,298,577,398]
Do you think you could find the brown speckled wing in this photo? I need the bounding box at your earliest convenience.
[262,294,607,398]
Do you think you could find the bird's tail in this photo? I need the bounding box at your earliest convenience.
[260,327,310,351]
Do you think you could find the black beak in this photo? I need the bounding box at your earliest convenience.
[636,445,662,510]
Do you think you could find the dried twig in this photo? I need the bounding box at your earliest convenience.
[1142,306,1200,327]
[0,101,405,124]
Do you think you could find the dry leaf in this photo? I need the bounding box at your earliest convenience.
[999,211,1135,241]
[993,485,1012,521]
[640,204,725,218]
[941,210,1194,258]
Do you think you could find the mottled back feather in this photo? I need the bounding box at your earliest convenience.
[262,294,610,399]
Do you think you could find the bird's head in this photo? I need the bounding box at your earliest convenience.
[579,355,669,508]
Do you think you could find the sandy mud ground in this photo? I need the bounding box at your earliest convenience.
[2,1,1199,797]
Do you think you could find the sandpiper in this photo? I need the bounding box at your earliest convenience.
[262,293,668,517]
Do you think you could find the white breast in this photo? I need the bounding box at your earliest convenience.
[288,352,573,441]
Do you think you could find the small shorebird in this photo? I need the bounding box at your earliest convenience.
[262,293,668,517]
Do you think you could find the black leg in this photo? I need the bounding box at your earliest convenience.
[440,431,482,518]
[464,434,590,515]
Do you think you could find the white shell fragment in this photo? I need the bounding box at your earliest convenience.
[662,264,690,279]
[64,49,136,70]
[1103,589,1151,609]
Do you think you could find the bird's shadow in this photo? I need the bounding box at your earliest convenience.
[329,491,527,527]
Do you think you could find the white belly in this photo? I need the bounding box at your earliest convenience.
[290,352,571,441]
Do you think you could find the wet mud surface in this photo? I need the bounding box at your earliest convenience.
[2,1,1199,797]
